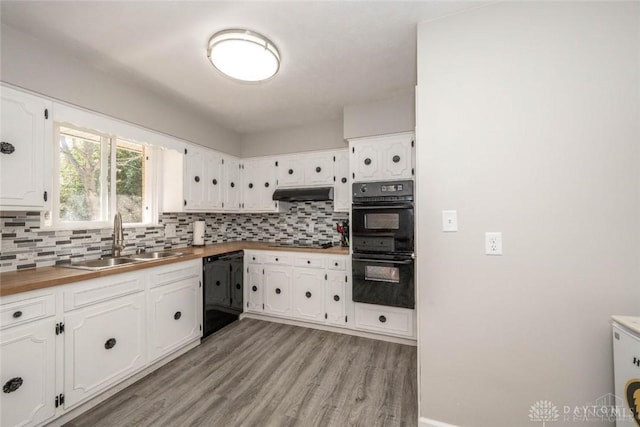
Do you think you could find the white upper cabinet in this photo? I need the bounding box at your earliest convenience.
[184,146,224,211]
[223,156,242,211]
[276,150,335,187]
[350,132,414,182]
[0,86,52,210]
[333,150,350,212]
[242,157,278,212]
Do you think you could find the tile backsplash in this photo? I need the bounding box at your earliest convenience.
[0,202,348,272]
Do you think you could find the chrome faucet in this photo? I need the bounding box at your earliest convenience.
[112,212,124,257]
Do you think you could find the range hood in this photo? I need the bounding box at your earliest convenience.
[272,187,334,202]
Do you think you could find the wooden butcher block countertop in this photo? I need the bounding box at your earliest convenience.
[0,241,349,297]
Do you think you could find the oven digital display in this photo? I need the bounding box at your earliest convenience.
[381,184,403,192]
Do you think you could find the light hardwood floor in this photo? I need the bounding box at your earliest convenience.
[65,319,417,427]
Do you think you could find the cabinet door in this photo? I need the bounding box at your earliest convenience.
[206,151,224,209]
[304,152,334,186]
[0,87,51,209]
[64,293,146,408]
[223,157,242,210]
[333,150,350,212]
[326,271,347,326]
[277,156,305,187]
[0,319,56,427]
[243,158,276,212]
[230,258,244,311]
[263,265,292,316]
[351,141,381,183]
[245,264,263,313]
[380,135,413,180]
[184,146,206,210]
[291,268,324,322]
[148,278,200,362]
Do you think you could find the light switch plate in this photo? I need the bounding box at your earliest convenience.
[442,210,458,232]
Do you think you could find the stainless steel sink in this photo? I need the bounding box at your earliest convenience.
[128,251,183,261]
[63,257,140,271]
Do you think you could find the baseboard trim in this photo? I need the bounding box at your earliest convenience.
[419,416,461,427]
[240,312,417,346]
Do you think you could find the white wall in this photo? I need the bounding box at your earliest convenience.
[343,91,415,139]
[240,118,345,157]
[0,24,241,156]
[416,3,640,427]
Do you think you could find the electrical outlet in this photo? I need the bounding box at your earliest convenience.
[164,223,176,238]
[308,222,315,233]
[485,232,502,255]
[442,210,458,232]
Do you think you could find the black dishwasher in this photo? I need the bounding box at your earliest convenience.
[203,251,243,338]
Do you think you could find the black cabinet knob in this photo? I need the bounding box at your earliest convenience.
[334,262,338,266]
[333,295,340,302]
[12,311,22,319]
[275,288,281,294]
[230,182,235,188]
[341,177,347,183]
[174,311,182,320]
[252,285,257,292]
[215,280,221,286]
[275,258,279,261]
[248,183,253,189]
[392,155,401,163]
[252,256,256,261]
[236,283,241,290]
[0,142,15,155]
[265,182,269,188]
[378,315,387,323]
[194,176,200,182]
[315,166,321,173]
[104,338,117,350]
[3,377,23,394]
[307,260,310,264]
[288,169,293,175]
[364,158,372,165]
[212,179,217,185]
[305,291,312,298]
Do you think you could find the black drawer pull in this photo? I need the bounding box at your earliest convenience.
[378,315,387,323]
[216,280,221,286]
[364,158,372,165]
[174,311,182,320]
[341,177,347,183]
[275,288,281,294]
[265,182,269,188]
[392,155,401,163]
[194,176,200,182]
[104,338,117,350]
[3,377,23,393]
[252,256,256,261]
[236,283,241,290]
[305,291,312,298]
[248,183,253,189]
[252,285,257,292]
[212,179,217,185]
[1,142,15,155]
[307,260,311,264]
[334,262,339,266]
[288,169,294,175]
[315,166,321,173]
[12,311,22,319]
[275,258,279,261]
[333,295,340,302]
[230,182,235,188]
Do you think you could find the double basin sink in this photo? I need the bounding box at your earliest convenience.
[63,251,184,271]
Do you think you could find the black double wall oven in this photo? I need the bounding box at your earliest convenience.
[351,180,415,309]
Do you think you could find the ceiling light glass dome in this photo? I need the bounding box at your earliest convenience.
[207,29,280,82]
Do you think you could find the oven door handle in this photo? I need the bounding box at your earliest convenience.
[352,203,414,210]
[353,257,414,265]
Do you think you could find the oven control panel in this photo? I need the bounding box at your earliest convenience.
[353,180,414,201]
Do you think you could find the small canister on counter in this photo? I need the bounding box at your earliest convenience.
[193,220,205,246]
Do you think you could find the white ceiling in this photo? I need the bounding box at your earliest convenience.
[0,1,485,135]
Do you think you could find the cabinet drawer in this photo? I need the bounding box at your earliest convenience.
[64,272,144,311]
[147,259,201,289]
[327,258,346,270]
[354,303,414,338]
[1,294,56,330]
[263,255,291,265]
[292,257,325,269]
[246,253,262,264]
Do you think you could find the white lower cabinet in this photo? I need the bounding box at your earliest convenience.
[63,292,146,408]
[326,271,347,326]
[0,318,56,427]
[291,268,324,322]
[245,264,263,313]
[354,303,415,338]
[263,265,292,316]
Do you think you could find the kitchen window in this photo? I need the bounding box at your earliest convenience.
[44,123,158,228]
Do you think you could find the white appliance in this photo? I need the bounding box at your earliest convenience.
[612,315,640,427]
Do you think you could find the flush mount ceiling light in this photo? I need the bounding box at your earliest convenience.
[207,29,280,83]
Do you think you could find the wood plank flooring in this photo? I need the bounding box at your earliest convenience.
[65,319,417,427]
